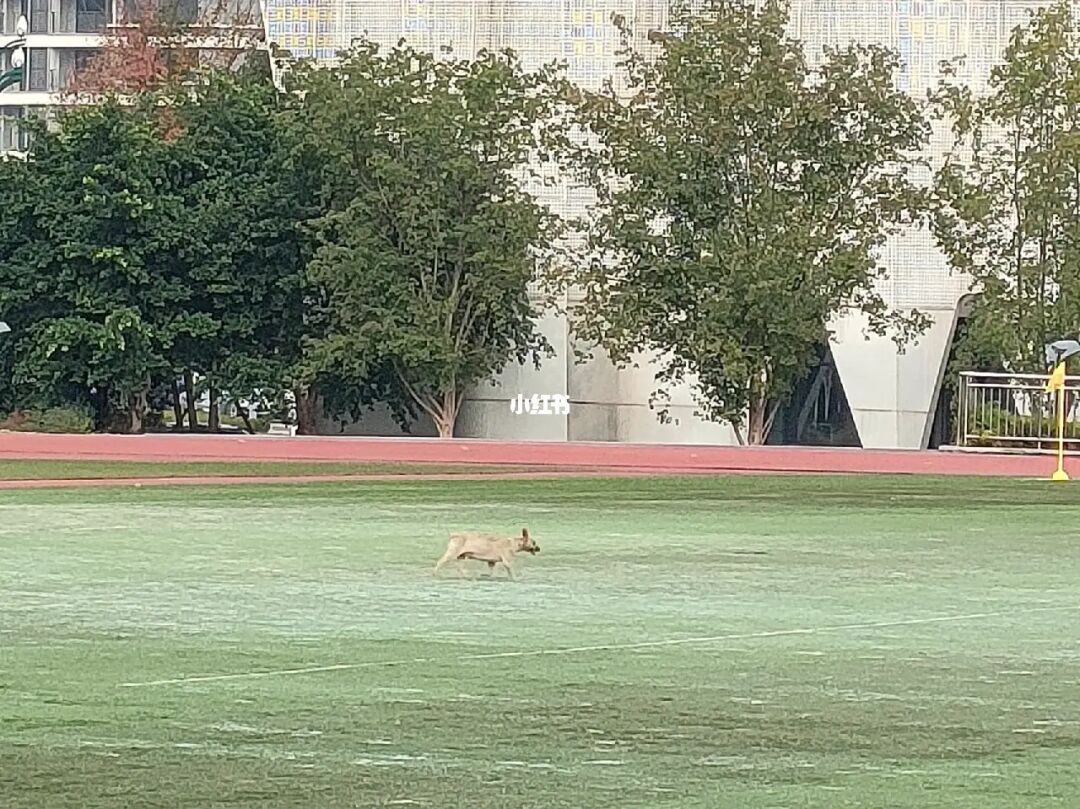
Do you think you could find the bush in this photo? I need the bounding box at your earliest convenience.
[0,407,95,434]
[248,416,270,433]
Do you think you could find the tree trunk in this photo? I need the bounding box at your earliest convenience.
[293,386,318,435]
[746,364,775,445]
[208,386,220,432]
[747,395,767,445]
[128,392,146,434]
[171,378,184,430]
[432,389,460,438]
[433,416,454,438]
[184,369,199,431]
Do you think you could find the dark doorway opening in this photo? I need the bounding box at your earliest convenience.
[928,296,977,449]
[768,343,861,447]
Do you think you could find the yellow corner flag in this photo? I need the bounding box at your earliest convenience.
[1047,361,1070,481]
[1046,361,1066,392]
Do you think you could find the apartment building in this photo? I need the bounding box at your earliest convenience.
[0,0,261,151]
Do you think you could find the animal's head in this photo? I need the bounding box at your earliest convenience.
[517,527,539,554]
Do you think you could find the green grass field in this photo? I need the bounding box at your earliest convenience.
[3,475,1079,807]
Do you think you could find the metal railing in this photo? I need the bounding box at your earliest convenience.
[956,370,1080,451]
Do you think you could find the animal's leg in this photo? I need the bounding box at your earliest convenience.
[499,553,516,580]
[434,537,465,576]
[433,547,458,576]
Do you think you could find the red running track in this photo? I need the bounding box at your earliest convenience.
[0,431,1067,478]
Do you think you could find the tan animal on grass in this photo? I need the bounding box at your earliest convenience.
[433,527,539,579]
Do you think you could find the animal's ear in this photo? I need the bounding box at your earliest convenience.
[522,527,529,540]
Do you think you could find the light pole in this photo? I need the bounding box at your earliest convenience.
[0,16,27,93]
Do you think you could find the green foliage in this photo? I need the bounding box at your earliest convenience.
[0,153,42,415]
[0,406,94,433]
[163,67,311,408]
[568,0,930,443]
[0,69,306,433]
[0,102,182,430]
[15,309,166,431]
[931,1,1080,374]
[290,40,573,436]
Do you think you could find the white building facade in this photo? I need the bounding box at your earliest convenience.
[0,0,106,151]
[0,0,262,152]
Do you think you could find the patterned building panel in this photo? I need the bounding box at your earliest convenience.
[263,1,671,71]
[261,0,1076,311]
[792,1,1056,106]
[264,0,337,61]
[331,2,401,55]
[790,0,1074,309]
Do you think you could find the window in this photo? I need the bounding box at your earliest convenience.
[30,0,48,34]
[73,48,96,73]
[0,106,22,151]
[28,48,47,91]
[76,0,108,33]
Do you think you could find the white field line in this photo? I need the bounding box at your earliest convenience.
[118,604,1079,689]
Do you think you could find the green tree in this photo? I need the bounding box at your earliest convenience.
[17,309,166,432]
[0,152,40,416]
[569,0,929,444]
[931,1,1080,375]
[291,40,573,437]
[0,60,305,434]
[164,65,311,432]
[0,102,185,431]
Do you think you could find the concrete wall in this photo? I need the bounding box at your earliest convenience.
[566,343,738,444]
[318,297,962,450]
[829,305,960,449]
[456,309,570,442]
[318,309,736,445]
